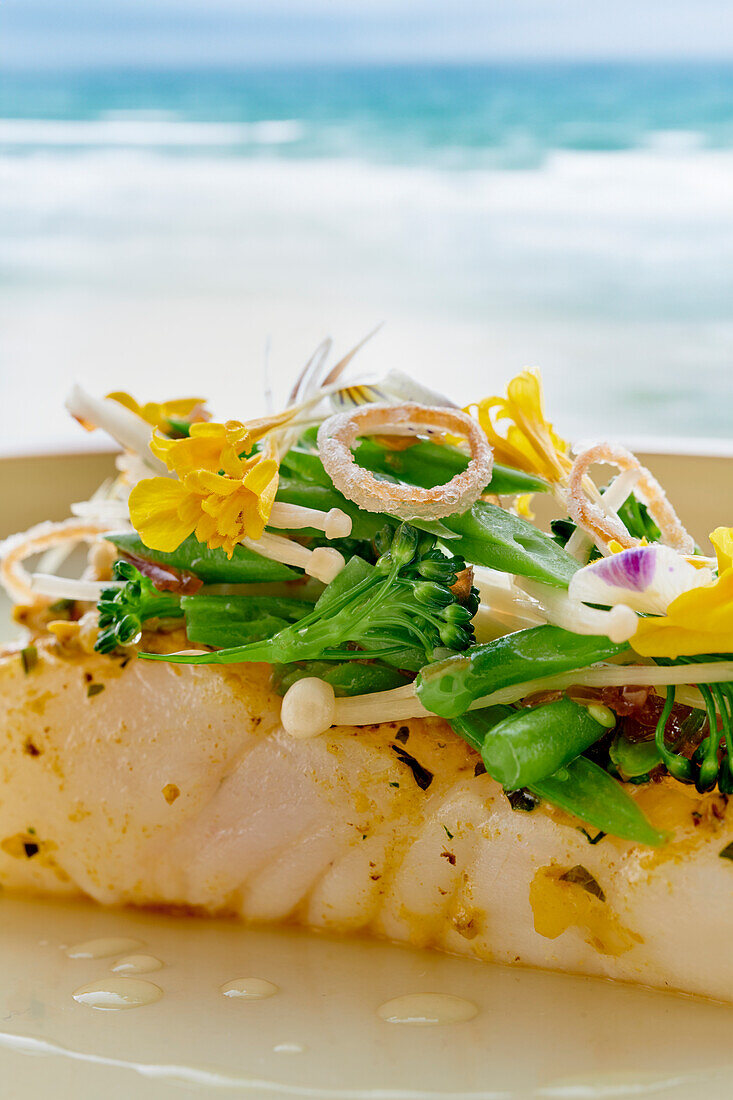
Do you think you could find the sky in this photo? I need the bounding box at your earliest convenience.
[3,0,733,67]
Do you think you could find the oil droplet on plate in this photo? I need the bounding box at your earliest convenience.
[110,954,163,975]
[72,978,163,1010]
[377,993,478,1026]
[220,977,279,1000]
[66,937,144,960]
[273,1043,306,1054]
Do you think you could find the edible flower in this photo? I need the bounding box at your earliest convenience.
[107,392,207,434]
[631,530,733,657]
[569,544,712,616]
[128,413,293,557]
[468,370,571,485]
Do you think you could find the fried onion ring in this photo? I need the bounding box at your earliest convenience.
[0,519,118,606]
[317,404,493,519]
[567,442,694,555]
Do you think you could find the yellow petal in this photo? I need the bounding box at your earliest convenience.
[631,568,733,658]
[128,478,196,553]
[710,527,733,574]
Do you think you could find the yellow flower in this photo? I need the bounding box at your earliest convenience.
[128,414,292,557]
[710,527,733,573]
[107,391,207,433]
[631,532,733,658]
[468,370,571,484]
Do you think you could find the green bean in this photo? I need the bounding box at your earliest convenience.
[182,594,314,649]
[417,624,627,719]
[530,757,667,847]
[474,697,607,789]
[105,532,299,584]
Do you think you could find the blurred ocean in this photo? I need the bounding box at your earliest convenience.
[1,63,733,452]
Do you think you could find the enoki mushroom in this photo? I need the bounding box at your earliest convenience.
[567,442,694,556]
[317,404,493,520]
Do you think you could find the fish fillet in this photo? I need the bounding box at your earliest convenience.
[0,632,731,1002]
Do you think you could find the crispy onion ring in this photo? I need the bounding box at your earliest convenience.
[567,442,694,555]
[317,404,493,520]
[0,519,118,605]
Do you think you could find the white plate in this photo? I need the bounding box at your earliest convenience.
[1,451,732,1100]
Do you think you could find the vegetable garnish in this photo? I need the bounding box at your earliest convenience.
[6,348,733,847]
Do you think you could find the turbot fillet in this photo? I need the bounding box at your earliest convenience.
[0,632,731,1003]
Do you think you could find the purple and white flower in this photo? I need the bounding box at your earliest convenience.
[568,545,713,615]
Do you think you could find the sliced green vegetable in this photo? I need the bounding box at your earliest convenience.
[182,594,314,649]
[351,437,549,496]
[105,531,299,585]
[441,502,579,588]
[610,735,662,779]
[530,757,668,847]
[272,660,411,697]
[417,625,627,719]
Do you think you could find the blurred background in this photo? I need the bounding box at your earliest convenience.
[2,0,733,454]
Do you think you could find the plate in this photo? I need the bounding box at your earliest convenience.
[1,449,732,1100]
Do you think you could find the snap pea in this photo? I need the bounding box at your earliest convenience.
[182,594,314,649]
[449,704,666,846]
[351,438,549,497]
[272,659,411,698]
[475,697,607,789]
[441,502,579,588]
[417,624,627,719]
[105,532,299,584]
[610,735,663,780]
[530,757,667,847]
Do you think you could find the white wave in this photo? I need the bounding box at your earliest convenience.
[0,116,304,147]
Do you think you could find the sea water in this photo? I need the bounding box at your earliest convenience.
[1,63,732,450]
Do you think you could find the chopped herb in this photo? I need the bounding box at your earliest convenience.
[579,828,607,845]
[20,646,37,674]
[441,849,457,865]
[559,864,606,901]
[395,726,410,744]
[719,841,733,861]
[506,788,540,812]
[389,781,400,788]
[49,598,73,615]
[391,744,434,790]
[23,842,39,858]
[86,683,105,698]
[443,825,454,840]
[474,760,487,777]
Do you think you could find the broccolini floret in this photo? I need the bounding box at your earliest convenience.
[139,524,478,669]
[95,560,184,654]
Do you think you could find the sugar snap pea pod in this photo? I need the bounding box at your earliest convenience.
[105,532,299,584]
[417,625,627,719]
[475,697,607,789]
[530,756,668,847]
[441,502,580,588]
[351,438,549,497]
[609,735,663,780]
[449,704,515,752]
[272,660,410,698]
[182,593,314,649]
